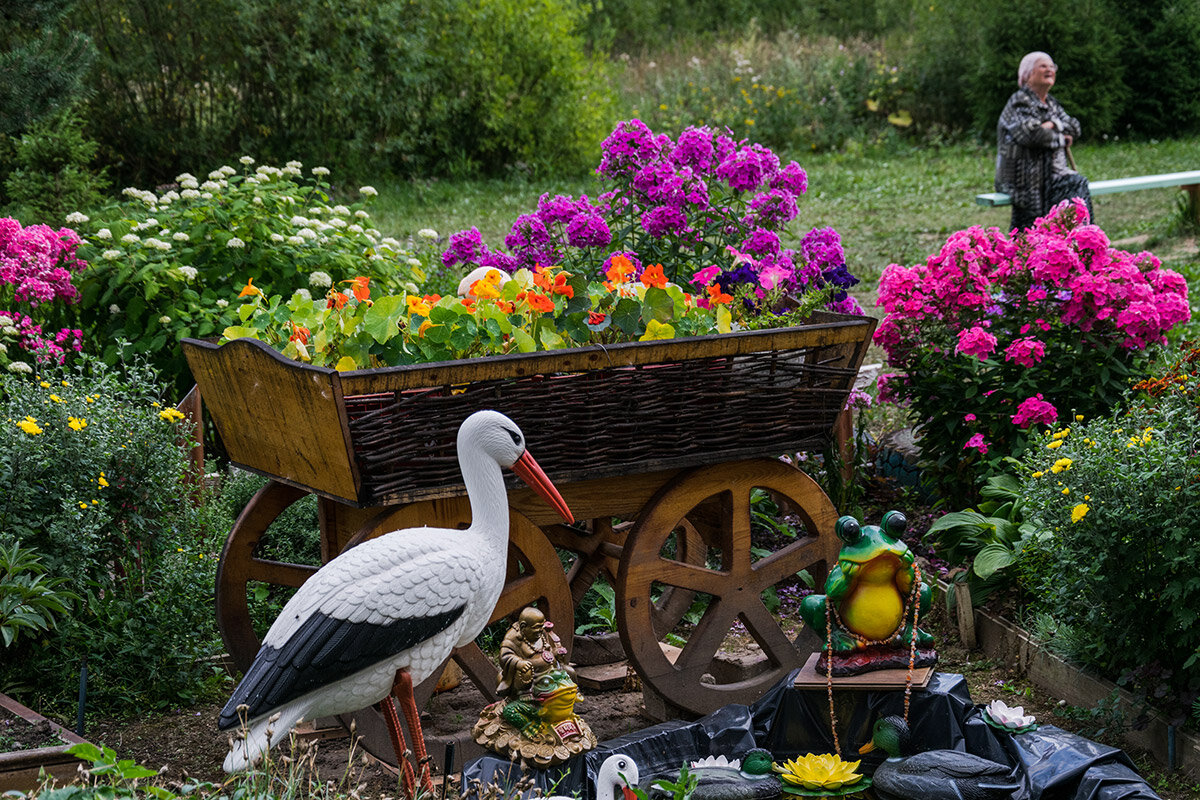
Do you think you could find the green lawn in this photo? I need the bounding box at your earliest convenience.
[370,137,1200,336]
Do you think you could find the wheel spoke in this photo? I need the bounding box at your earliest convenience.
[749,537,824,589]
[648,559,726,594]
[738,600,794,662]
[492,572,544,620]
[249,559,317,588]
[723,487,754,577]
[674,599,736,675]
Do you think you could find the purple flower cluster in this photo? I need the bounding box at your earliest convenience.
[0,218,86,307]
[440,120,861,318]
[0,309,83,364]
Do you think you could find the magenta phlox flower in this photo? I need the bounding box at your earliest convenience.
[597,119,665,177]
[442,227,484,268]
[1004,336,1046,368]
[963,433,989,454]
[690,265,721,286]
[671,126,716,172]
[964,413,976,422]
[1025,235,1080,286]
[955,325,998,360]
[748,188,800,227]
[741,227,781,257]
[0,220,87,307]
[1011,394,1058,428]
[641,205,689,238]
[770,161,808,195]
[715,143,779,193]
[827,294,865,315]
[1069,224,1109,262]
[479,249,519,274]
[876,372,906,404]
[537,193,594,226]
[504,214,555,268]
[565,212,611,248]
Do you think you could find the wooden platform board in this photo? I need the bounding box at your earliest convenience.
[793,652,935,690]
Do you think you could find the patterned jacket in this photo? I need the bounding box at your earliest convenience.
[994,87,1081,217]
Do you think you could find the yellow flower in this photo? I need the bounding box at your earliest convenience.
[98,474,109,488]
[17,416,43,435]
[1062,487,1070,495]
[1052,428,1070,440]
[68,416,87,431]
[151,401,161,407]
[1075,414,1084,421]
[1050,457,1072,474]
[49,394,63,403]
[773,754,863,790]
[1071,503,1089,523]
[79,502,88,510]
[39,381,50,388]
[1031,471,1044,478]
[62,380,69,387]
[1046,440,1062,449]
[159,408,186,423]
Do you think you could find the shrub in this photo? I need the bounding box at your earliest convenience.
[0,216,86,369]
[72,0,613,186]
[69,161,426,392]
[616,32,911,156]
[0,353,225,709]
[1015,342,1200,723]
[3,108,109,225]
[874,199,1191,503]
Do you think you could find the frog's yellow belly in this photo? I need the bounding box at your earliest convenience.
[840,557,905,641]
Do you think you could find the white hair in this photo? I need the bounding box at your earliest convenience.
[1018,51,1055,87]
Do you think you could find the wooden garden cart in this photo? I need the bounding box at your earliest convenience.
[181,310,876,769]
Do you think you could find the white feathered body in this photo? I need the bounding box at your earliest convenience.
[221,410,530,773]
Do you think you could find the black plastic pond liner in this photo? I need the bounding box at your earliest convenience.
[460,669,1160,800]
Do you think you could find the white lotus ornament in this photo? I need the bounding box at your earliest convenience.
[983,699,1037,733]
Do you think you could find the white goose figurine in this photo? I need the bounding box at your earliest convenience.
[218,410,574,792]
[548,754,641,800]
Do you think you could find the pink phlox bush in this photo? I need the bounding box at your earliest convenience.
[0,218,89,366]
[873,199,1190,500]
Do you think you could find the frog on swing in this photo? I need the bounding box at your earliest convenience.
[799,511,936,676]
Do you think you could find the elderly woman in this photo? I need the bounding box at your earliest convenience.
[994,51,1093,230]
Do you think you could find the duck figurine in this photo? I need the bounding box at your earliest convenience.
[858,716,1020,800]
[649,749,781,800]
[798,511,934,674]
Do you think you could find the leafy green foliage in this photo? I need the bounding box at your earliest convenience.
[1015,342,1200,722]
[0,354,226,710]
[70,0,612,187]
[0,1,94,137]
[0,541,77,648]
[575,577,618,635]
[70,162,424,392]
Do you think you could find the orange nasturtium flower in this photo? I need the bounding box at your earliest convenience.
[346,276,371,303]
[327,290,349,310]
[289,321,310,345]
[460,296,476,312]
[418,319,433,337]
[526,292,555,313]
[605,255,635,284]
[471,277,502,300]
[706,283,733,304]
[588,311,607,325]
[551,273,574,298]
[641,263,667,289]
[532,264,554,291]
[238,278,262,298]
[496,299,515,314]
[406,295,432,317]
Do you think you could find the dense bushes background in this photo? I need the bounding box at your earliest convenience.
[70,0,612,188]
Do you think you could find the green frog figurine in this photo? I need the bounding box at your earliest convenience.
[799,511,935,675]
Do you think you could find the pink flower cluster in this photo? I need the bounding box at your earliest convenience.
[0,217,87,307]
[876,200,1190,361]
[1010,393,1058,428]
[1,217,88,364]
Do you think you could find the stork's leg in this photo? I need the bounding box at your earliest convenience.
[378,691,417,796]
[393,670,434,794]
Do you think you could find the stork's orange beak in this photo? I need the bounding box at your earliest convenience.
[512,450,574,523]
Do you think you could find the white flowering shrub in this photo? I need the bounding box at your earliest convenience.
[73,161,427,391]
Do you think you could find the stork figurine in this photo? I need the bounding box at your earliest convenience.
[218,410,574,793]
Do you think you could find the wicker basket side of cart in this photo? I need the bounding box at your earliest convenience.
[184,311,875,507]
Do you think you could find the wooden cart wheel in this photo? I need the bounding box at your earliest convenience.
[336,496,574,771]
[216,480,320,672]
[616,458,841,717]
